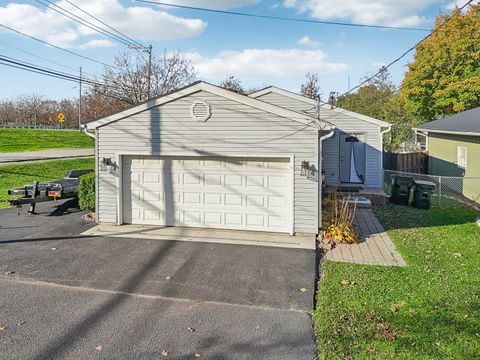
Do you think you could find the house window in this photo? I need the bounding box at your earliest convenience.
[457,146,467,169]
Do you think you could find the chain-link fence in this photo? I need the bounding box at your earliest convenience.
[384,170,480,207]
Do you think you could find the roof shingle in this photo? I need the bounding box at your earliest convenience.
[415,107,480,135]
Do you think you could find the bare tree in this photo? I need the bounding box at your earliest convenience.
[0,95,80,129]
[300,73,322,100]
[219,75,246,95]
[89,50,197,106]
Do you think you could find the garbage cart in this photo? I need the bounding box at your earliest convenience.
[412,180,436,210]
[390,176,414,206]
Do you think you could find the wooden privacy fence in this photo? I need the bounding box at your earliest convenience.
[383,151,428,174]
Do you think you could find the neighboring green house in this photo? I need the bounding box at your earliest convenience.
[414,107,480,203]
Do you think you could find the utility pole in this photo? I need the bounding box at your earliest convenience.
[78,66,82,131]
[147,44,152,100]
[129,44,153,100]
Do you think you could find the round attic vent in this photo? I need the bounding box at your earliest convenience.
[191,102,211,122]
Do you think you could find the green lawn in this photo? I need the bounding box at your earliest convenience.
[314,204,480,359]
[0,128,94,152]
[0,158,95,208]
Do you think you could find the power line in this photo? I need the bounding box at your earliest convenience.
[0,39,97,80]
[135,0,431,32]
[0,23,118,70]
[0,53,147,104]
[340,0,475,97]
[34,0,133,47]
[62,0,143,47]
[0,54,124,91]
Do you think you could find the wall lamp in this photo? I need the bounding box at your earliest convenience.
[301,161,318,182]
[101,157,113,166]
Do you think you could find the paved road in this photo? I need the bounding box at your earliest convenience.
[0,200,318,359]
[0,148,94,163]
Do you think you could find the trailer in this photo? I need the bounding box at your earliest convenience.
[8,169,93,214]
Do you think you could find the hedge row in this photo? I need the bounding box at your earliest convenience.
[78,172,95,211]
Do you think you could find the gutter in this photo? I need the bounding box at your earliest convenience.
[81,124,95,139]
[414,129,428,151]
[413,128,480,137]
[318,126,336,231]
[380,125,392,187]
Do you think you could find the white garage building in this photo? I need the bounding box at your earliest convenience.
[86,82,332,244]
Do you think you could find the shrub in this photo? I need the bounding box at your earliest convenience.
[78,172,95,211]
[322,190,359,244]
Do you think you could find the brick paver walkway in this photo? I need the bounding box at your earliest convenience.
[325,208,406,266]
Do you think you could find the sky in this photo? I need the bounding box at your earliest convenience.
[0,0,471,101]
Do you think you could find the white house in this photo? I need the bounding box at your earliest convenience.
[249,87,391,189]
[86,81,389,249]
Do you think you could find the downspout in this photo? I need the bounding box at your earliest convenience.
[81,124,95,139]
[318,126,336,231]
[414,129,428,151]
[380,125,392,187]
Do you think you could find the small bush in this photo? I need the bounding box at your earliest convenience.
[78,172,95,211]
[322,190,359,244]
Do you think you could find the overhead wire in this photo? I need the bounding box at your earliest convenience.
[34,0,132,46]
[0,39,98,80]
[62,0,144,47]
[339,0,475,97]
[135,0,431,32]
[0,23,120,70]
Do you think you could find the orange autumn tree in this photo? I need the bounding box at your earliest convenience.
[400,4,480,124]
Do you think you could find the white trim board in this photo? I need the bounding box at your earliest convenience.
[249,86,391,128]
[413,128,480,137]
[86,82,327,130]
[114,152,297,235]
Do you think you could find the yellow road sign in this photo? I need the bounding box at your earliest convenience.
[57,112,65,122]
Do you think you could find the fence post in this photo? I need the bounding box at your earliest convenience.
[438,176,442,207]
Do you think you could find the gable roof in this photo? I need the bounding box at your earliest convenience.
[86,81,333,130]
[414,107,480,136]
[249,86,390,128]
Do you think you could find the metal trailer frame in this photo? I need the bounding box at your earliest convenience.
[7,169,93,214]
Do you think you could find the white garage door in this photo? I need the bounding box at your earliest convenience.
[122,156,292,233]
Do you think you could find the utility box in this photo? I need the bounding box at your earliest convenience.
[390,176,414,206]
[412,180,436,210]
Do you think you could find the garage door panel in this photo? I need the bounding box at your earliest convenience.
[184,192,202,204]
[204,174,222,186]
[225,213,244,226]
[204,193,222,205]
[246,194,264,207]
[123,156,291,232]
[224,174,243,186]
[204,212,223,225]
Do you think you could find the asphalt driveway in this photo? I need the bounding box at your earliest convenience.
[0,200,318,359]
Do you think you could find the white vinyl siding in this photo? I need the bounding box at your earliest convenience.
[96,90,319,234]
[255,92,383,188]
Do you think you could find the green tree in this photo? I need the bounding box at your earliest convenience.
[337,67,396,121]
[401,4,480,123]
[336,68,414,151]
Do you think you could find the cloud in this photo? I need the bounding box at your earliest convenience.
[162,0,260,9]
[77,39,115,50]
[296,36,321,48]
[283,0,437,27]
[443,0,478,11]
[0,0,206,48]
[185,48,349,81]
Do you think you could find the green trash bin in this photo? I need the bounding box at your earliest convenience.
[390,176,414,206]
[412,180,436,210]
